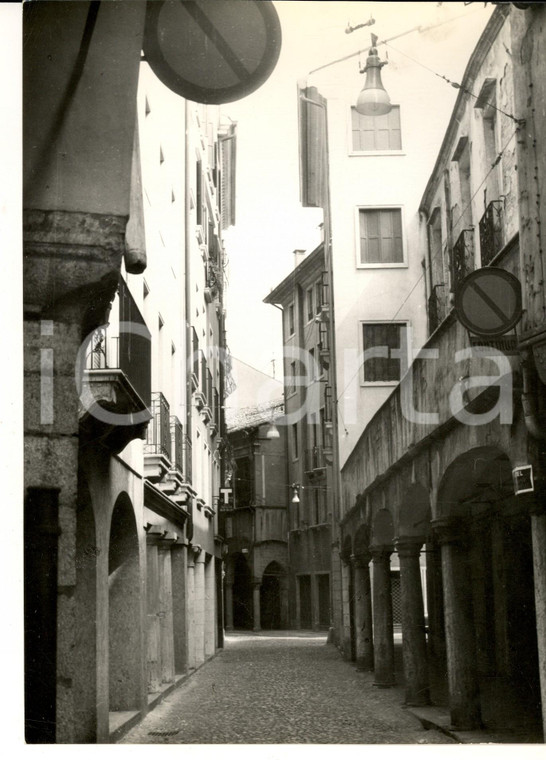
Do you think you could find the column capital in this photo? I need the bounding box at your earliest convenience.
[431,517,468,546]
[369,543,394,561]
[351,551,371,568]
[395,536,426,557]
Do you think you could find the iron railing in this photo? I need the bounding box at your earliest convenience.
[145,392,171,459]
[171,416,184,475]
[184,435,192,485]
[305,446,326,472]
[451,228,474,292]
[84,278,151,407]
[479,200,504,266]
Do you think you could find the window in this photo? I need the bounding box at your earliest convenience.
[306,286,314,322]
[361,322,408,383]
[315,281,322,314]
[288,303,295,336]
[358,208,403,265]
[351,105,401,152]
[292,423,299,460]
[288,360,297,395]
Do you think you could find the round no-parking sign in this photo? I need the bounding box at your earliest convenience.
[454,267,522,337]
[143,0,282,104]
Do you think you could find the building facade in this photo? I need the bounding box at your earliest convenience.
[264,244,336,631]
[224,397,289,631]
[22,1,265,743]
[340,3,546,740]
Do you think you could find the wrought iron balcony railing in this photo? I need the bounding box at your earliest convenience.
[305,446,326,473]
[145,392,171,460]
[479,200,504,266]
[451,228,474,292]
[170,416,184,476]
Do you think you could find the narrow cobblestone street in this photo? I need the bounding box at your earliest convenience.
[120,632,455,744]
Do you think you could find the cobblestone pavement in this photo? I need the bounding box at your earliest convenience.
[120,631,456,744]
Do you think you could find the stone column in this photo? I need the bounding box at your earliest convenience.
[371,544,395,687]
[341,559,352,660]
[171,543,188,675]
[352,553,374,672]
[204,558,215,658]
[253,581,261,632]
[530,505,546,739]
[433,518,481,730]
[396,537,430,706]
[224,583,234,631]
[194,549,206,667]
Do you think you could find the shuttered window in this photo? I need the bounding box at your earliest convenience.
[362,322,407,382]
[351,106,401,151]
[359,208,404,264]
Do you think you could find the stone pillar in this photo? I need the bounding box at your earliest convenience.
[204,557,215,658]
[433,518,481,730]
[171,543,188,675]
[341,559,352,660]
[224,583,234,631]
[253,582,261,632]
[531,508,546,739]
[352,554,374,671]
[194,549,206,666]
[186,550,196,669]
[396,537,430,706]
[425,537,445,667]
[371,545,395,687]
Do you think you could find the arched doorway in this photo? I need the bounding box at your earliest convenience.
[232,553,253,629]
[260,562,284,630]
[436,446,541,734]
[108,493,142,712]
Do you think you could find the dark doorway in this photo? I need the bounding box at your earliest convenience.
[24,487,59,743]
[317,573,330,628]
[261,574,281,629]
[233,554,253,629]
[298,574,312,628]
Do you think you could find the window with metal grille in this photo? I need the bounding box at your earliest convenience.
[362,322,408,383]
[358,208,404,265]
[351,105,401,152]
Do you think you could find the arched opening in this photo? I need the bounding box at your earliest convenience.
[260,561,285,630]
[232,553,253,630]
[108,493,142,712]
[436,447,541,734]
[73,476,98,742]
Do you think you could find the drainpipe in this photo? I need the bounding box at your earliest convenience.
[521,350,546,440]
[185,100,194,542]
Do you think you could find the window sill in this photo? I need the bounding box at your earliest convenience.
[360,381,400,387]
[349,150,405,158]
[356,263,408,270]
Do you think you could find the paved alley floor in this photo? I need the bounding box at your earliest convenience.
[120,631,455,744]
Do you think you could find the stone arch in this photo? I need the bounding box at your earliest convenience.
[354,524,371,558]
[371,508,395,547]
[341,534,353,563]
[73,475,98,741]
[108,492,142,712]
[436,445,513,519]
[260,561,286,630]
[434,445,541,731]
[398,484,431,540]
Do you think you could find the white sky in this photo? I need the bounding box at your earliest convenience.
[222,0,494,380]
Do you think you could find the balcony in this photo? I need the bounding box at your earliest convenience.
[155,416,195,506]
[479,200,504,266]
[79,278,152,454]
[451,228,475,292]
[305,446,327,477]
[191,327,199,391]
[194,351,207,410]
[144,392,172,481]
